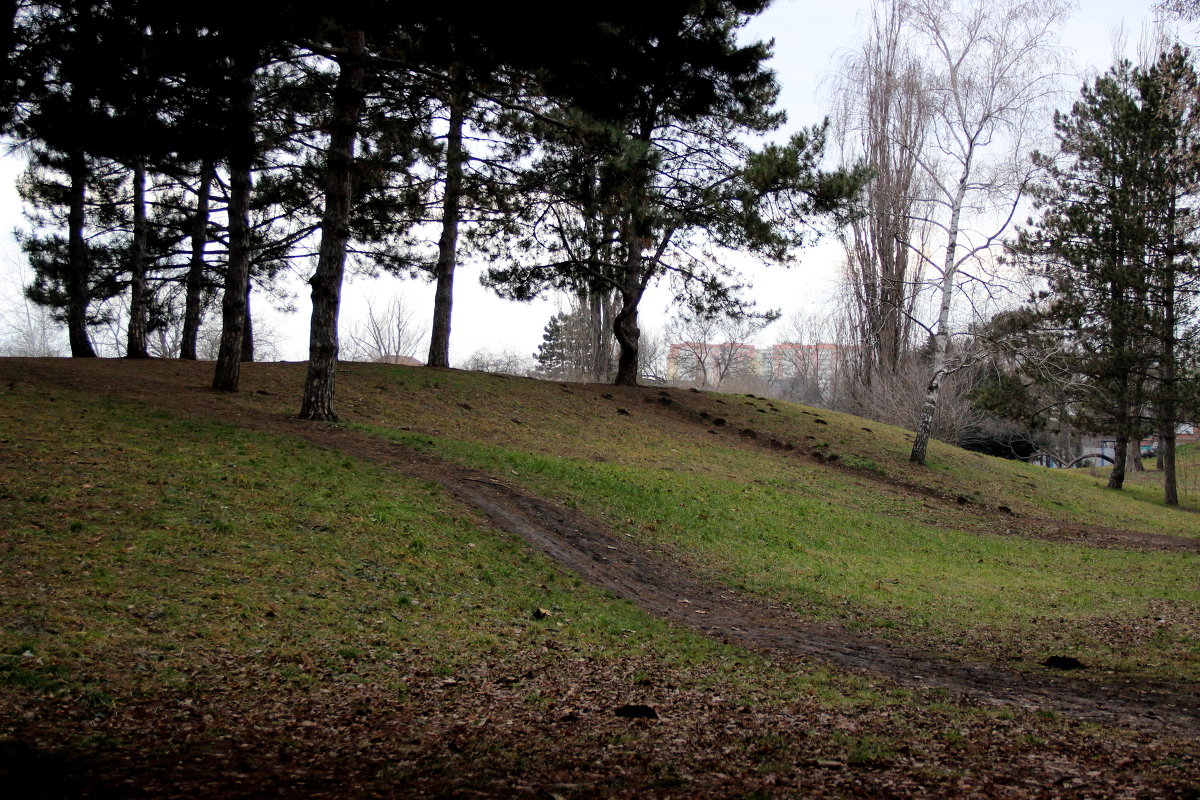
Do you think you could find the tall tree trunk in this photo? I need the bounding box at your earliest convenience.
[1156,422,1166,470]
[613,232,645,386]
[426,66,467,369]
[0,0,16,87]
[1161,273,1179,506]
[588,286,613,382]
[1108,432,1127,490]
[613,299,640,385]
[910,161,969,465]
[1162,423,1178,506]
[300,29,367,421]
[1158,187,1180,504]
[1127,439,1144,472]
[65,149,96,357]
[180,160,214,360]
[212,50,257,391]
[612,135,656,388]
[125,157,149,358]
[588,288,602,382]
[241,280,254,361]
[125,19,150,359]
[908,328,948,466]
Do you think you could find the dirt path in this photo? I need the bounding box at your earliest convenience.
[270,423,1200,737]
[7,359,1200,737]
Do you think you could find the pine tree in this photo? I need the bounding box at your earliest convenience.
[12,2,223,358]
[299,25,368,420]
[484,1,862,386]
[1012,50,1200,499]
[533,301,616,381]
[10,1,120,356]
[533,313,572,379]
[1128,47,1200,504]
[211,40,260,391]
[17,150,128,340]
[207,0,307,389]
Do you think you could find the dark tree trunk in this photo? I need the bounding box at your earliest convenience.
[299,29,366,421]
[125,20,150,359]
[1162,424,1178,506]
[125,158,149,358]
[241,280,253,361]
[1160,230,1179,505]
[1108,432,1127,490]
[0,0,18,123]
[1161,306,1179,506]
[612,140,653,388]
[180,160,214,360]
[588,286,612,383]
[426,65,467,369]
[0,0,15,66]
[212,50,257,391]
[613,298,640,385]
[65,149,95,357]
[613,232,645,386]
[588,289,602,381]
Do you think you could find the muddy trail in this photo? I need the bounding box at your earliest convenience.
[6,359,1200,738]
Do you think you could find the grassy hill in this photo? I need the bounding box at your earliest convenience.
[1090,442,1200,505]
[1,358,1197,798]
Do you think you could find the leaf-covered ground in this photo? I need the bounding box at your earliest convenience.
[1,358,1198,798]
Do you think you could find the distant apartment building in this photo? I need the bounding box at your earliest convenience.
[1179,422,1199,446]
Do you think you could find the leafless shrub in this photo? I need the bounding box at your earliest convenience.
[461,347,534,377]
[340,295,428,363]
[0,282,67,357]
[664,312,771,390]
[843,356,985,446]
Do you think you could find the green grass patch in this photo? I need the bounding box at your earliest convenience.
[3,361,1199,796]
[1078,443,1200,505]
[0,382,854,710]
[367,426,1200,683]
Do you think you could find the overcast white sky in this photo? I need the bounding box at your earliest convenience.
[0,0,1181,363]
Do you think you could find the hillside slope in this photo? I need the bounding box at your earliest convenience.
[2,358,1197,798]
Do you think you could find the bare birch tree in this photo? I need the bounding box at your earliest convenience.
[900,0,1070,464]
